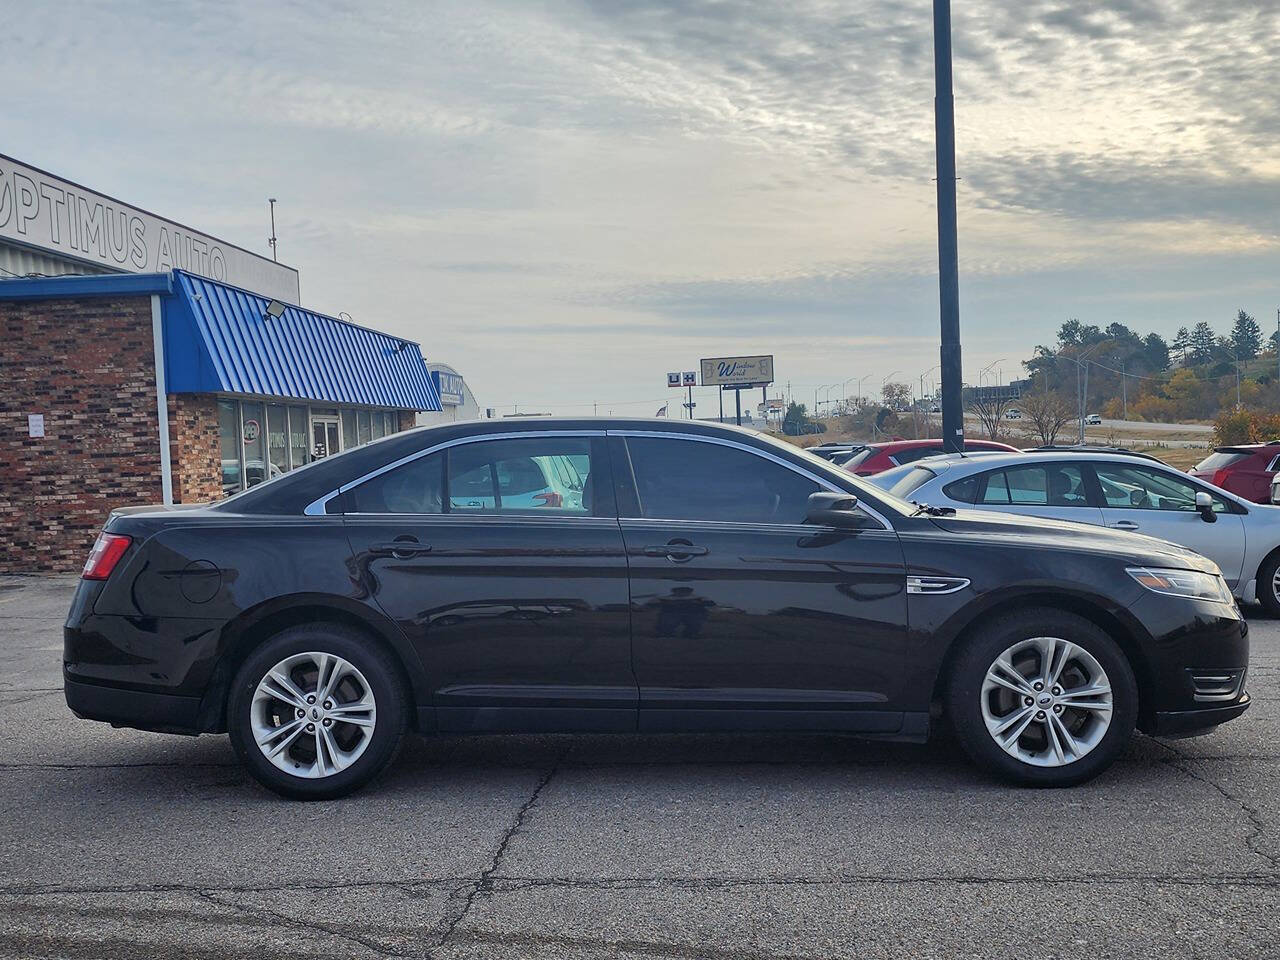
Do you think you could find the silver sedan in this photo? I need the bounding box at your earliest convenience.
[871,451,1280,613]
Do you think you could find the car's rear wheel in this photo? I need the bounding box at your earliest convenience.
[1256,553,1280,616]
[946,609,1137,786]
[228,623,408,800]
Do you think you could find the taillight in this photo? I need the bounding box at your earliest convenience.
[532,491,563,508]
[1212,469,1231,488]
[82,532,131,580]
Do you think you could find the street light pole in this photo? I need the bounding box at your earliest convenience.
[933,0,963,453]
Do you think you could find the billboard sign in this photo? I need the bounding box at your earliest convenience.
[433,370,465,406]
[0,153,301,302]
[700,355,774,388]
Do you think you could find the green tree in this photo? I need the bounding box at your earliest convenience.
[1188,322,1216,365]
[1057,319,1083,346]
[783,401,809,431]
[1230,309,1262,361]
[1171,326,1190,365]
[1142,333,1169,372]
[1106,322,1138,343]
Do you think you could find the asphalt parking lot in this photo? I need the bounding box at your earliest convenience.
[1,575,1276,960]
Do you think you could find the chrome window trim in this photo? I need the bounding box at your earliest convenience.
[303,429,606,516]
[609,429,892,531]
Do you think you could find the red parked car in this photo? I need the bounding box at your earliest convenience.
[839,438,1021,476]
[1190,443,1280,504]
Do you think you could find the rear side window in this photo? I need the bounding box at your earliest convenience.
[624,437,820,525]
[965,465,1089,507]
[350,452,445,514]
[888,466,937,498]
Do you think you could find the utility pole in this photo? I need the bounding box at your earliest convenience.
[268,198,278,262]
[933,0,963,453]
[1119,359,1127,421]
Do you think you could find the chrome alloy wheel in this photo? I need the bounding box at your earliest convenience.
[980,636,1113,767]
[251,652,377,779]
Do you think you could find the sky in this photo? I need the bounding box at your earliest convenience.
[4,0,1278,416]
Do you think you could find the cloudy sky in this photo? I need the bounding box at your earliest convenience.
[5,0,1278,414]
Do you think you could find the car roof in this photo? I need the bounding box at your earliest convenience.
[902,450,1181,474]
[867,438,1015,452]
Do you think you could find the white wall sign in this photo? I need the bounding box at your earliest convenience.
[27,413,44,438]
[700,355,775,387]
[666,372,681,388]
[0,153,300,302]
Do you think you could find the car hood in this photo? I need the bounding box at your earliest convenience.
[924,508,1220,574]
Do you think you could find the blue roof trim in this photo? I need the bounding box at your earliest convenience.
[0,272,174,300]
[164,271,441,411]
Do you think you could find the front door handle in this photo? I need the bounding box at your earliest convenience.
[1110,520,1140,531]
[371,540,433,559]
[642,541,709,562]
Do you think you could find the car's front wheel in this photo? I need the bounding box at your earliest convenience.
[1255,553,1280,616]
[946,609,1137,787]
[228,623,409,800]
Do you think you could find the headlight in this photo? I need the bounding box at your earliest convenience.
[1127,567,1233,604]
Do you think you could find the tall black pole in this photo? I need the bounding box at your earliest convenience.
[933,0,964,453]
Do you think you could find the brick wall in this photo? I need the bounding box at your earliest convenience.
[1,295,162,573]
[170,394,222,504]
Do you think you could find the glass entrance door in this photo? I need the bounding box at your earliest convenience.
[311,417,341,460]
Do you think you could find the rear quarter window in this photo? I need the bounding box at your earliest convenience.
[942,475,980,503]
[1195,451,1250,472]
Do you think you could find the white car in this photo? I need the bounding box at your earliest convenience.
[870,450,1280,612]
[1085,414,1102,425]
[1004,409,1022,420]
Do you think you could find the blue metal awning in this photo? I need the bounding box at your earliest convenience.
[164,272,440,410]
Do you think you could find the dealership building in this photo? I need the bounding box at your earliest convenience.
[0,153,470,573]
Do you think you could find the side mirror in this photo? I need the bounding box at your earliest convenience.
[1195,490,1217,523]
[806,491,863,527]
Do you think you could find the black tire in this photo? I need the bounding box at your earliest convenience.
[228,622,409,800]
[945,608,1137,787]
[1256,553,1280,617]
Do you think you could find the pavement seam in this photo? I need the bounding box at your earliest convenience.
[428,762,559,957]
[1154,736,1280,872]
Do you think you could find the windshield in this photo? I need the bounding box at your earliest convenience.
[840,447,876,470]
[1194,451,1249,472]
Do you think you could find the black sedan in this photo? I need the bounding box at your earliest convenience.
[65,419,1249,798]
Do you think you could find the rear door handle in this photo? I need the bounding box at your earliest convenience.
[1110,520,1140,531]
[371,540,433,559]
[642,542,709,562]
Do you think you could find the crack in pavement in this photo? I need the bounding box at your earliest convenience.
[1155,737,1280,872]
[196,888,406,959]
[428,762,559,957]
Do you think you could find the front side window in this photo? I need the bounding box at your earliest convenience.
[1094,463,1226,513]
[624,437,819,524]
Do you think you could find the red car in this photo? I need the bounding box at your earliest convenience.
[1190,443,1280,504]
[839,438,1021,476]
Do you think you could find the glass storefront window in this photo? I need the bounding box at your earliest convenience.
[241,401,267,487]
[371,410,385,440]
[267,403,289,477]
[288,406,309,469]
[218,400,242,497]
[341,409,358,451]
[384,411,396,436]
[357,409,372,445]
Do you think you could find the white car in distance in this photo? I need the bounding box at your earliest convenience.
[870,450,1280,613]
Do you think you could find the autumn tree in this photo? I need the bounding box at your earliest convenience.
[881,382,912,411]
[968,392,1014,440]
[1021,392,1074,446]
